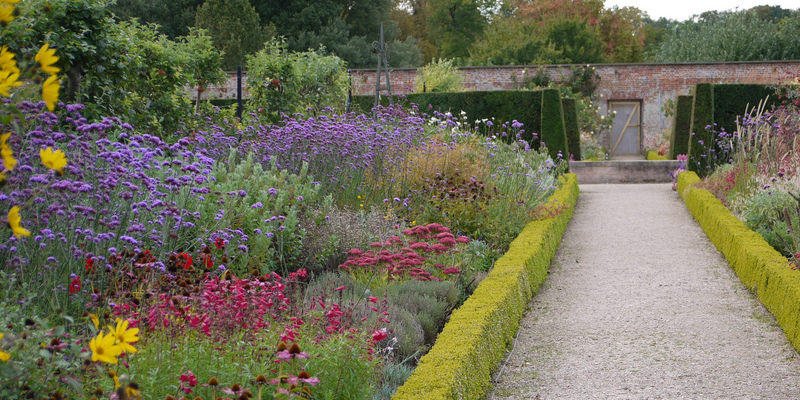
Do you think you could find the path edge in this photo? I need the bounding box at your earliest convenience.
[392,173,580,400]
[678,171,800,352]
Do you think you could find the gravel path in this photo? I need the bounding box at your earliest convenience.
[488,184,800,400]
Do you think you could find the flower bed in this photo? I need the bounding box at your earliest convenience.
[393,173,579,400]
[678,171,800,351]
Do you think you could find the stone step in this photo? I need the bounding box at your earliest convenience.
[570,160,680,184]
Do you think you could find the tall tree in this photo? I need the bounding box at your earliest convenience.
[427,0,486,59]
[195,0,266,70]
[392,0,439,63]
[248,0,420,68]
[654,10,800,62]
[107,0,203,39]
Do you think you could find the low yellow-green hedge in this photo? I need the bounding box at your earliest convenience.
[646,150,668,160]
[678,171,800,351]
[392,173,580,400]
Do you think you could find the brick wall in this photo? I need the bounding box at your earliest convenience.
[204,61,800,148]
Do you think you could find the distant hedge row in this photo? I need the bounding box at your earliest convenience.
[352,90,575,170]
[671,83,777,176]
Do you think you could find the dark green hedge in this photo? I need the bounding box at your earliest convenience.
[540,89,569,168]
[688,83,716,176]
[687,83,778,176]
[669,95,693,160]
[561,98,581,162]
[713,84,777,135]
[353,90,569,167]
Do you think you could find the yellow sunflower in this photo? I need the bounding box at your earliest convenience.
[40,147,67,174]
[7,206,30,238]
[90,331,122,364]
[35,43,60,75]
[42,74,60,111]
[107,318,139,354]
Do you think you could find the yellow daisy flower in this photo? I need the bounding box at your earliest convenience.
[90,331,122,364]
[89,313,100,330]
[107,318,139,354]
[0,333,10,362]
[42,74,59,111]
[0,69,20,97]
[0,0,20,4]
[0,46,19,74]
[1,132,16,171]
[7,206,30,238]
[35,43,60,75]
[40,147,67,174]
[0,3,14,23]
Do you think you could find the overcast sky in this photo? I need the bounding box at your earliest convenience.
[603,0,800,21]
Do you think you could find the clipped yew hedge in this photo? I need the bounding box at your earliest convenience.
[392,173,580,400]
[669,94,693,160]
[352,90,570,167]
[561,97,581,162]
[678,171,800,352]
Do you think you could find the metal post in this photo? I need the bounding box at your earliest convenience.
[236,65,243,120]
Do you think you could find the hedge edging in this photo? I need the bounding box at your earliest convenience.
[678,171,800,351]
[392,173,580,400]
[645,151,668,161]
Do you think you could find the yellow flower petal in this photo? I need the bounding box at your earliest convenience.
[0,69,21,97]
[90,331,122,364]
[42,74,60,111]
[0,132,15,171]
[0,3,14,23]
[39,147,67,174]
[7,206,30,238]
[0,46,19,75]
[35,43,60,75]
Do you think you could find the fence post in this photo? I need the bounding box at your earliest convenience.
[236,66,243,120]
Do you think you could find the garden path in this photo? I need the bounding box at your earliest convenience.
[488,183,800,400]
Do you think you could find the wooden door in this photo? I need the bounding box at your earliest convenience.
[608,101,641,156]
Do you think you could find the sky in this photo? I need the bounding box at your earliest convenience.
[603,0,800,21]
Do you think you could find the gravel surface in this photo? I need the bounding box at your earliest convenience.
[487,184,800,400]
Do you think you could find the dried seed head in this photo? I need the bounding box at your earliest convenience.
[276,342,287,352]
[208,377,219,386]
[230,383,241,391]
[255,374,268,384]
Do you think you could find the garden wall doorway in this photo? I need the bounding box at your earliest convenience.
[608,100,642,157]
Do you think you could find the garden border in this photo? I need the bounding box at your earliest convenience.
[392,173,580,400]
[678,171,800,352]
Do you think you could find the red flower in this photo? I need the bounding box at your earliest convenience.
[215,237,225,250]
[201,254,213,269]
[179,370,198,394]
[69,276,81,294]
[371,329,387,342]
[84,258,95,274]
[178,253,192,270]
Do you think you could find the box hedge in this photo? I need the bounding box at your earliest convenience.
[669,95,693,160]
[353,90,570,168]
[561,98,581,162]
[678,171,800,353]
[392,173,579,400]
[687,84,778,176]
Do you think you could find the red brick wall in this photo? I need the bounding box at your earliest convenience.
[204,61,800,141]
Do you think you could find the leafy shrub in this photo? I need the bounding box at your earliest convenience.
[413,59,464,93]
[245,39,349,123]
[744,191,799,257]
[386,279,460,347]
